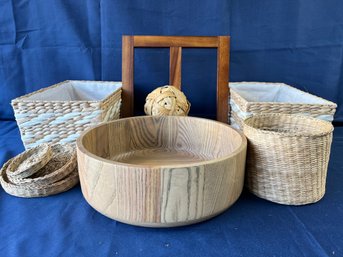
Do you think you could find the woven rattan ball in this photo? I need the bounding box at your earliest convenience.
[144,85,191,116]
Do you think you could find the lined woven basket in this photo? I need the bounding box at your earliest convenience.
[243,114,334,205]
[12,80,122,149]
[229,82,337,129]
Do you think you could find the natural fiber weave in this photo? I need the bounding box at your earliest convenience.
[229,110,244,129]
[0,161,79,198]
[8,144,76,186]
[0,144,79,198]
[243,114,333,205]
[7,144,52,180]
[144,85,190,116]
[12,80,122,149]
[229,82,337,129]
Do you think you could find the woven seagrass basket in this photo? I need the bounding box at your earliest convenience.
[243,114,334,205]
[12,80,122,149]
[229,82,337,129]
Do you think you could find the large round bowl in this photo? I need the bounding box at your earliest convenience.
[77,116,247,227]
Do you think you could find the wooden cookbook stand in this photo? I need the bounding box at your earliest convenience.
[121,35,230,123]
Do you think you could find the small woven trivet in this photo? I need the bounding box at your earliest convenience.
[0,144,79,198]
[8,144,77,186]
[0,160,79,198]
[6,144,52,180]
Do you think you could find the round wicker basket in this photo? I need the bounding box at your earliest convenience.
[243,114,334,205]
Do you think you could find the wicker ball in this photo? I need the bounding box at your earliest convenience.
[144,85,191,116]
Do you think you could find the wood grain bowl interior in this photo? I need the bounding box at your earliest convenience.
[77,116,247,227]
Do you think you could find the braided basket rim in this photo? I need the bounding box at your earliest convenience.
[243,113,334,137]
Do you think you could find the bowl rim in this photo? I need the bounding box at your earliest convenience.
[76,116,247,169]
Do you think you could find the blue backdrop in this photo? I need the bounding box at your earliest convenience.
[0,0,342,121]
[1,1,343,257]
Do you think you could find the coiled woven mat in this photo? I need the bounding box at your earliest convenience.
[0,144,79,198]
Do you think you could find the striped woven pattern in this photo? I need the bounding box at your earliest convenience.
[243,114,333,205]
[12,80,122,149]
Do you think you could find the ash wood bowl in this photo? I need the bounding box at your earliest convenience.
[77,116,247,227]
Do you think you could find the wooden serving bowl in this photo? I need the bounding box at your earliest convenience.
[77,116,247,227]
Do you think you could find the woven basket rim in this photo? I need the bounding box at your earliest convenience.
[11,80,122,104]
[229,82,337,108]
[243,113,334,137]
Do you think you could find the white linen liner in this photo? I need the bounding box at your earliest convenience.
[25,81,122,101]
[228,82,336,128]
[230,82,333,104]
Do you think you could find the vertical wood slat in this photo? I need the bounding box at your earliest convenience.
[216,36,230,123]
[122,36,134,118]
[169,47,182,89]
